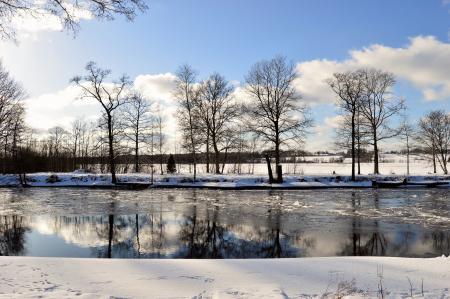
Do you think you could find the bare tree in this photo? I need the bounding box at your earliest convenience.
[417,110,450,174]
[197,73,239,174]
[121,92,152,173]
[47,126,68,157]
[174,64,201,180]
[154,108,166,175]
[328,70,364,181]
[71,61,130,183]
[245,56,312,182]
[0,0,148,41]
[334,112,370,175]
[0,62,26,141]
[358,69,405,174]
[399,118,415,176]
[69,118,88,170]
[0,62,26,175]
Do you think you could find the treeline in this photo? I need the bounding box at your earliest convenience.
[328,69,449,178]
[0,59,449,184]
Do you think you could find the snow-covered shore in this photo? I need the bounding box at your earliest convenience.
[0,256,449,298]
[0,172,449,189]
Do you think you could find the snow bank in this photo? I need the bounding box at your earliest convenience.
[0,256,449,298]
[0,172,449,189]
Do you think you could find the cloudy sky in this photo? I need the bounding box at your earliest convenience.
[1,0,450,151]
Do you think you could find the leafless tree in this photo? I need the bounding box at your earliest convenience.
[0,62,26,175]
[47,126,68,157]
[197,73,239,174]
[245,56,312,182]
[358,69,405,174]
[0,0,148,41]
[399,118,415,176]
[328,70,365,181]
[71,61,130,183]
[417,110,450,174]
[174,64,201,180]
[334,112,370,175]
[69,118,88,170]
[154,108,166,174]
[0,62,26,141]
[121,92,152,173]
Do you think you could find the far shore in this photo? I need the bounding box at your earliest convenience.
[0,172,449,190]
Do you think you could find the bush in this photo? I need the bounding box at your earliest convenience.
[166,154,176,174]
[46,174,61,183]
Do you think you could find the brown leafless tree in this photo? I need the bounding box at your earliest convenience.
[154,108,166,175]
[0,0,148,41]
[245,56,312,182]
[399,118,415,176]
[71,61,130,183]
[121,92,152,173]
[197,73,239,174]
[334,112,370,175]
[174,64,201,180]
[358,69,405,174]
[69,118,88,170]
[0,62,26,140]
[417,110,450,174]
[328,70,365,181]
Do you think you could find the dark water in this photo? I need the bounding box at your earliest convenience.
[0,188,449,258]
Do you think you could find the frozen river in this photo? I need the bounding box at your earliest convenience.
[0,187,449,258]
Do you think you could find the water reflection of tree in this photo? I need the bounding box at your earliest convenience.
[178,203,225,258]
[341,192,388,256]
[0,215,28,256]
[176,192,301,258]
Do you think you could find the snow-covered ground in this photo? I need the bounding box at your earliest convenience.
[0,256,449,298]
[0,171,448,189]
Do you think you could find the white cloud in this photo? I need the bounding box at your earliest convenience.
[134,73,179,150]
[24,85,100,130]
[295,36,450,103]
[25,72,182,150]
[11,3,93,35]
[23,35,450,152]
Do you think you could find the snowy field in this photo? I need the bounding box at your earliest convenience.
[0,171,448,189]
[0,256,449,298]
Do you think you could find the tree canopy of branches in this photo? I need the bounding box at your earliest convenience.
[358,68,405,174]
[0,61,26,140]
[245,56,312,182]
[121,92,152,173]
[417,110,450,174]
[328,70,365,181]
[197,73,239,174]
[71,61,130,183]
[0,61,26,180]
[174,64,202,180]
[0,0,148,40]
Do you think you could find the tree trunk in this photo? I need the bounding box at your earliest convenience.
[107,114,117,184]
[212,138,220,174]
[265,154,274,183]
[221,147,228,174]
[432,145,437,174]
[134,132,139,173]
[214,150,220,174]
[406,136,410,176]
[206,134,210,173]
[373,135,379,174]
[351,112,356,181]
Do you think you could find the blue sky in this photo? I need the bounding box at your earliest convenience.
[1,0,450,151]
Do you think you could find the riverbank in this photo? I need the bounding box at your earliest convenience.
[0,256,448,298]
[0,172,449,189]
